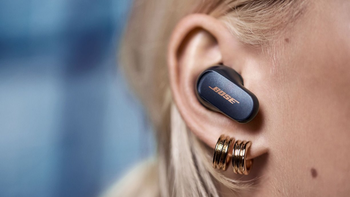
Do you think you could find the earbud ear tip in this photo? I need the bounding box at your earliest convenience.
[196,65,259,123]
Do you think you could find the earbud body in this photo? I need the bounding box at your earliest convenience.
[196,65,259,123]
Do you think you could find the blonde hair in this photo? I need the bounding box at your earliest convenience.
[108,0,307,197]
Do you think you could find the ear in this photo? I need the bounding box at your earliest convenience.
[168,14,268,159]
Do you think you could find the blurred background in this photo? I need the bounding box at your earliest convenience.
[0,1,155,197]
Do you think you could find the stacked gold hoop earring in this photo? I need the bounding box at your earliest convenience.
[213,135,235,171]
[232,140,252,175]
[213,135,253,175]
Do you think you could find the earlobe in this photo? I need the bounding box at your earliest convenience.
[168,14,268,161]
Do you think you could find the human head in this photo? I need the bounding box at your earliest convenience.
[119,0,350,196]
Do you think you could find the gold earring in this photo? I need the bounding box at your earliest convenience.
[232,140,253,175]
[213,135,235,171]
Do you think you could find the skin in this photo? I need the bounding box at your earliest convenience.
[168,0,350,196]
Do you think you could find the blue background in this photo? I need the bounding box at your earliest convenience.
[0,1,155,197]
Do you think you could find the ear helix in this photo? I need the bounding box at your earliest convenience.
[196,65,259,123]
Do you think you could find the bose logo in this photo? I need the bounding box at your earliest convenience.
[209,86,240,104]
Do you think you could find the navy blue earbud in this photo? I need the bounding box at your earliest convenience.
[196,65,259,123]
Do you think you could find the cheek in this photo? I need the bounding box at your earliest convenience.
[285,0,350,130]
[267,2,350,193]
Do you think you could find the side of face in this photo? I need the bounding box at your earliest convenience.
[167,0,350,196]
[263,0,350,195]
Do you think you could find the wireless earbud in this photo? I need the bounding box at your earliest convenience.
[196,65,259,123]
